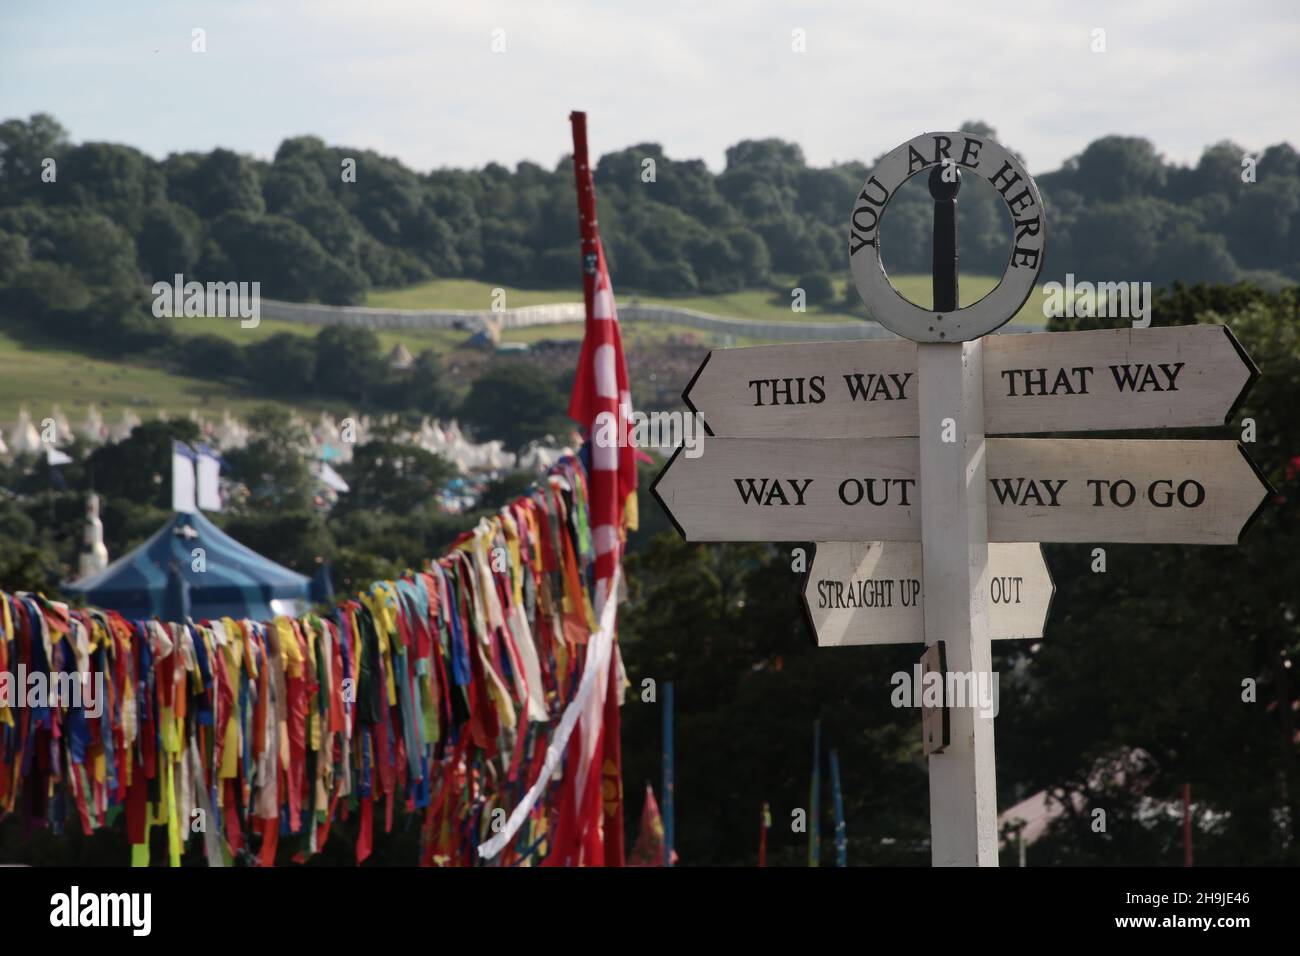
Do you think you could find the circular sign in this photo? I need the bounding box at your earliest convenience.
[848,131,1046,342]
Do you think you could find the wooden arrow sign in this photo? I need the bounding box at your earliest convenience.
[684,339,918,438]
[652,438,1270,545]
[651,438,921,542]
[982,325,1257,434]
[804,541,1054,647]
[986,438,1271,545]
[682,325,1255,438]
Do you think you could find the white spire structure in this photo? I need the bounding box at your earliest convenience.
[78,492,110,578]
[11,407,42,456]
[50,404,72,445]
[109,409,141,443]
[215,409,248,450]
[81,403,106,444]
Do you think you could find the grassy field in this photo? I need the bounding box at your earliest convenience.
[0,329,329,428]
[0,273,1046,424]
[367,279,580,311]
[166,314,469,355]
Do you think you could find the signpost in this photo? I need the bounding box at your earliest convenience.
[682,324,1257,439]
[986,439,1269,545]
[651,130,1270,866]
[653,437,1268,544]
[981,324,1258,434]
[684,339,918,439]
[803,542,1053,647]
[653,437,921,542]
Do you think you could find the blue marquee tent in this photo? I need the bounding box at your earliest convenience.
[66,510,312,622]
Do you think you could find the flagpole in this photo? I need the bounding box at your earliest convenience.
[568,109,633,867]
[809,720,821,867]
[830,749,847,867]
[663,680,675,867]
[569,110,598,336]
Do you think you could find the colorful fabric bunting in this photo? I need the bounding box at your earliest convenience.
[0,457,611,866]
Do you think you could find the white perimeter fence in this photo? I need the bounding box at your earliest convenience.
[256,298,1045,341]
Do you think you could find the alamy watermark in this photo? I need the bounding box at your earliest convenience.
[594,407,705,458]
[1042,274,1152,328]
[0,666,104,719]
[50,886,150,936]
[151,274,260,328]
[891,664,1000,718]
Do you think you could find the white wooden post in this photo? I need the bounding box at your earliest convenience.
[918,340,998,866]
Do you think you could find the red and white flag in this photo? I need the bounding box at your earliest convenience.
[561,110,638,866]
[568,111,639,601]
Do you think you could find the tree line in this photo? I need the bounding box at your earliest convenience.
[0,114,1296,345]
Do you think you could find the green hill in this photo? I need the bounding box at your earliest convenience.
[0,274,1046,425]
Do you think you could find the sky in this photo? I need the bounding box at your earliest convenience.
[1,0,1297,176]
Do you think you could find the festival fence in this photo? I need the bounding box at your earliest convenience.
[0,456,615,866]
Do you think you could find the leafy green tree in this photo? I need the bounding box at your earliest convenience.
[262,155,330,214]
[337,440,454,514]
[1186,140,1248,199]
[0,228,30,284]
[330,543,405,594]
[1226,179,1299,269]
[0,543,60,594]
[37,208,139,290]
[0,113,68,204]
[1066,200,1162,279]
[480,236,535,285]
[191,148,266,218]
[223,406,315,512]
[0,261,91,317]
[1067,135,1169,199]
[84,418,202,509]
[178,333,247,379]
[207,210,334,301]
[387,349,455,417]
[796,271,835,306]
[289,196,367,274]
[459,361,572,452]
[476,470,536,511]
[246,332,318,394]
[55,142,163,226]
[1148,226,1239,285]
[723,227,771,287]
[647,259,698,295]
[136,201,201,279]
[342,154,424,247]
[313,324,386,402]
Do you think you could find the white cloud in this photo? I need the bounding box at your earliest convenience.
[0,0,1295,174]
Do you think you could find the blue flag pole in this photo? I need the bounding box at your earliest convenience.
[663,680,675,867]
[831,748,847,867]
[809,720,821,867]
